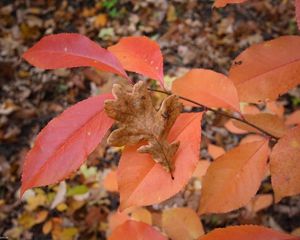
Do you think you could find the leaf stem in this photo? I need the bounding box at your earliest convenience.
[148,88,279,141]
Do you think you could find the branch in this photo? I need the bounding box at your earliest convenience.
[148,88,279,141]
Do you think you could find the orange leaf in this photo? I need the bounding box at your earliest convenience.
[270,126,300,202]
[193,160,211,180]
[172,69,240,112]
[131,207,152,225]
[266,101,284,118]
[108,36,164,86]
[229,36,300,103]
[240,134,265,144]
[108,211,130,232]
[285,110,300,126]
[246,194,273,213]
[21,94,114,195]
[232,113,287,138]
[213,0,247,8]
[162,208,204,240]
[108,220,167,240]
[103,170,118,192]
[199,140,270,214]
[208,144,225,159]
[23,33,128,79]
[118,113,202,210]
[225,119,248,134]
[241,105,260,115]
[198,225,293,240]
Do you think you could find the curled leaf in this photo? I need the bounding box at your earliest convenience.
[105,81,182,174]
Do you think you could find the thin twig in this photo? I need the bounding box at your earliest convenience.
[148,88,279,141]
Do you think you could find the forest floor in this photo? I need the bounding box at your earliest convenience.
[0,0,300,239]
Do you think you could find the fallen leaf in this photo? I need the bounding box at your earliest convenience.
[118,112,202,210]
[162,208,204,240]
[270,126,300,202]
[229,36,300,103]
[105,81,182,174]
[50,181,67,209]
[199,225,293,240]
[199,140,270,214]
[213,0,247,8]
[108,36,164,86]
[21,94,114,195]
[23,33,128,79]
[108,220,167,240]
[172,69,240,112]
[296,0,300,30]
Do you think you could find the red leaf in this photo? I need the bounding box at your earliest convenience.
[118,113,202,210]
[296,0,300,30]
[108,220,167,240]
[172,69,240,112]
[199,140,270,214]
[108,36,164,86]
[213,0,248,8]
[199,225,293,240]
[21,94,114,196]
[270,125,300,202]
[229,36,300,103]
[23,33,128,79]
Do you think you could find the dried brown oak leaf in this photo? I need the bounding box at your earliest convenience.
[104,81,183,176]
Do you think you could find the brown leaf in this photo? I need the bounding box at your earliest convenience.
[105,81,183,175]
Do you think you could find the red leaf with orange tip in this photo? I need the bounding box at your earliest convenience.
[198,225,293,240]
[213,0,247,8]
[270,125,300,202]
[108,36,164,86]
[117,113,202,210]
[23,33,128,79]
[21,94,114,196]
[108,220,167,240]
[172,69,240,112]
[199,140,270,214]
[229,36,300,103]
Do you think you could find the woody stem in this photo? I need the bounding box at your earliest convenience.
[148,88,279,141]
